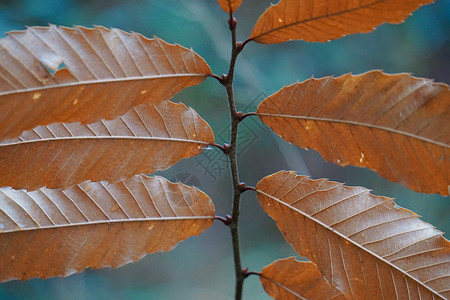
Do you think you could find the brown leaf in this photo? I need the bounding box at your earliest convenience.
[217,0,243,13]
[256,171,450,299]
[0,100,214,190]
[0,175,215,282]
[249,0,434,44]
[261,257,346,300]
[257,71,450,195]
[0,25,211,140]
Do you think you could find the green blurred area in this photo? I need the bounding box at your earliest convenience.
[0,0,449,299]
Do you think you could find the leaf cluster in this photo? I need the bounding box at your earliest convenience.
[0,0,449,299]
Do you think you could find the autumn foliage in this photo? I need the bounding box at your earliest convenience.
[0,0,448,299]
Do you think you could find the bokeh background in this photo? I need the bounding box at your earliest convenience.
[0,0,449,299]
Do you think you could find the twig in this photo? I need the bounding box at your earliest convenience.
[222,10,246,300]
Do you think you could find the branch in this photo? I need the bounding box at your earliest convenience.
[222,11,247,300]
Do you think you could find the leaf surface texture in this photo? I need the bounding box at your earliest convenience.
[0,175,215,282]
[217,0,243,13]
[249,0,433,43]
[261,257,345,299]
[0,25,211,140]
[0,100,214,190]
[258,71,450,195]
[256,171,450,299]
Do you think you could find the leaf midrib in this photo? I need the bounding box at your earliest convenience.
[2,216,214,233]
[257,113,449,148]
[256,188,445,299]
[1,136,212,146]
[250,0,384,41]
[0,73,209,96]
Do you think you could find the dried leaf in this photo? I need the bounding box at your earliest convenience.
[0,25,211,140]
[217,0,243,13]
[0,100,214,190]
[261,257,346,300]
[256,171,450,299]
[0,175,215,282]
[249,0,434,44]
[257,71,450,195]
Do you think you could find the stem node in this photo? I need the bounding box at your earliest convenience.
[223,143,231,154]
[228,17,237,30]
[237,182,246,192]
[226,214,233,224]
[236,41,243,51]
[215,215,232,226]
[222,73,228,82]
[238,183,256,193]
[242,267,249,277]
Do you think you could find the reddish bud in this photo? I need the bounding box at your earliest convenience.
[228,17,237,30]
[226,214,232,224]
[242,267,249,278]
[222,143,231,154]
[237,182,246,192]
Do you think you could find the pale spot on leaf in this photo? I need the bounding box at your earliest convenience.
[359,152,365,163]
[110,203,120,213]
[81,182,91,192]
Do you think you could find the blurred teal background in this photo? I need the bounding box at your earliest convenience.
[0,0,449,299]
